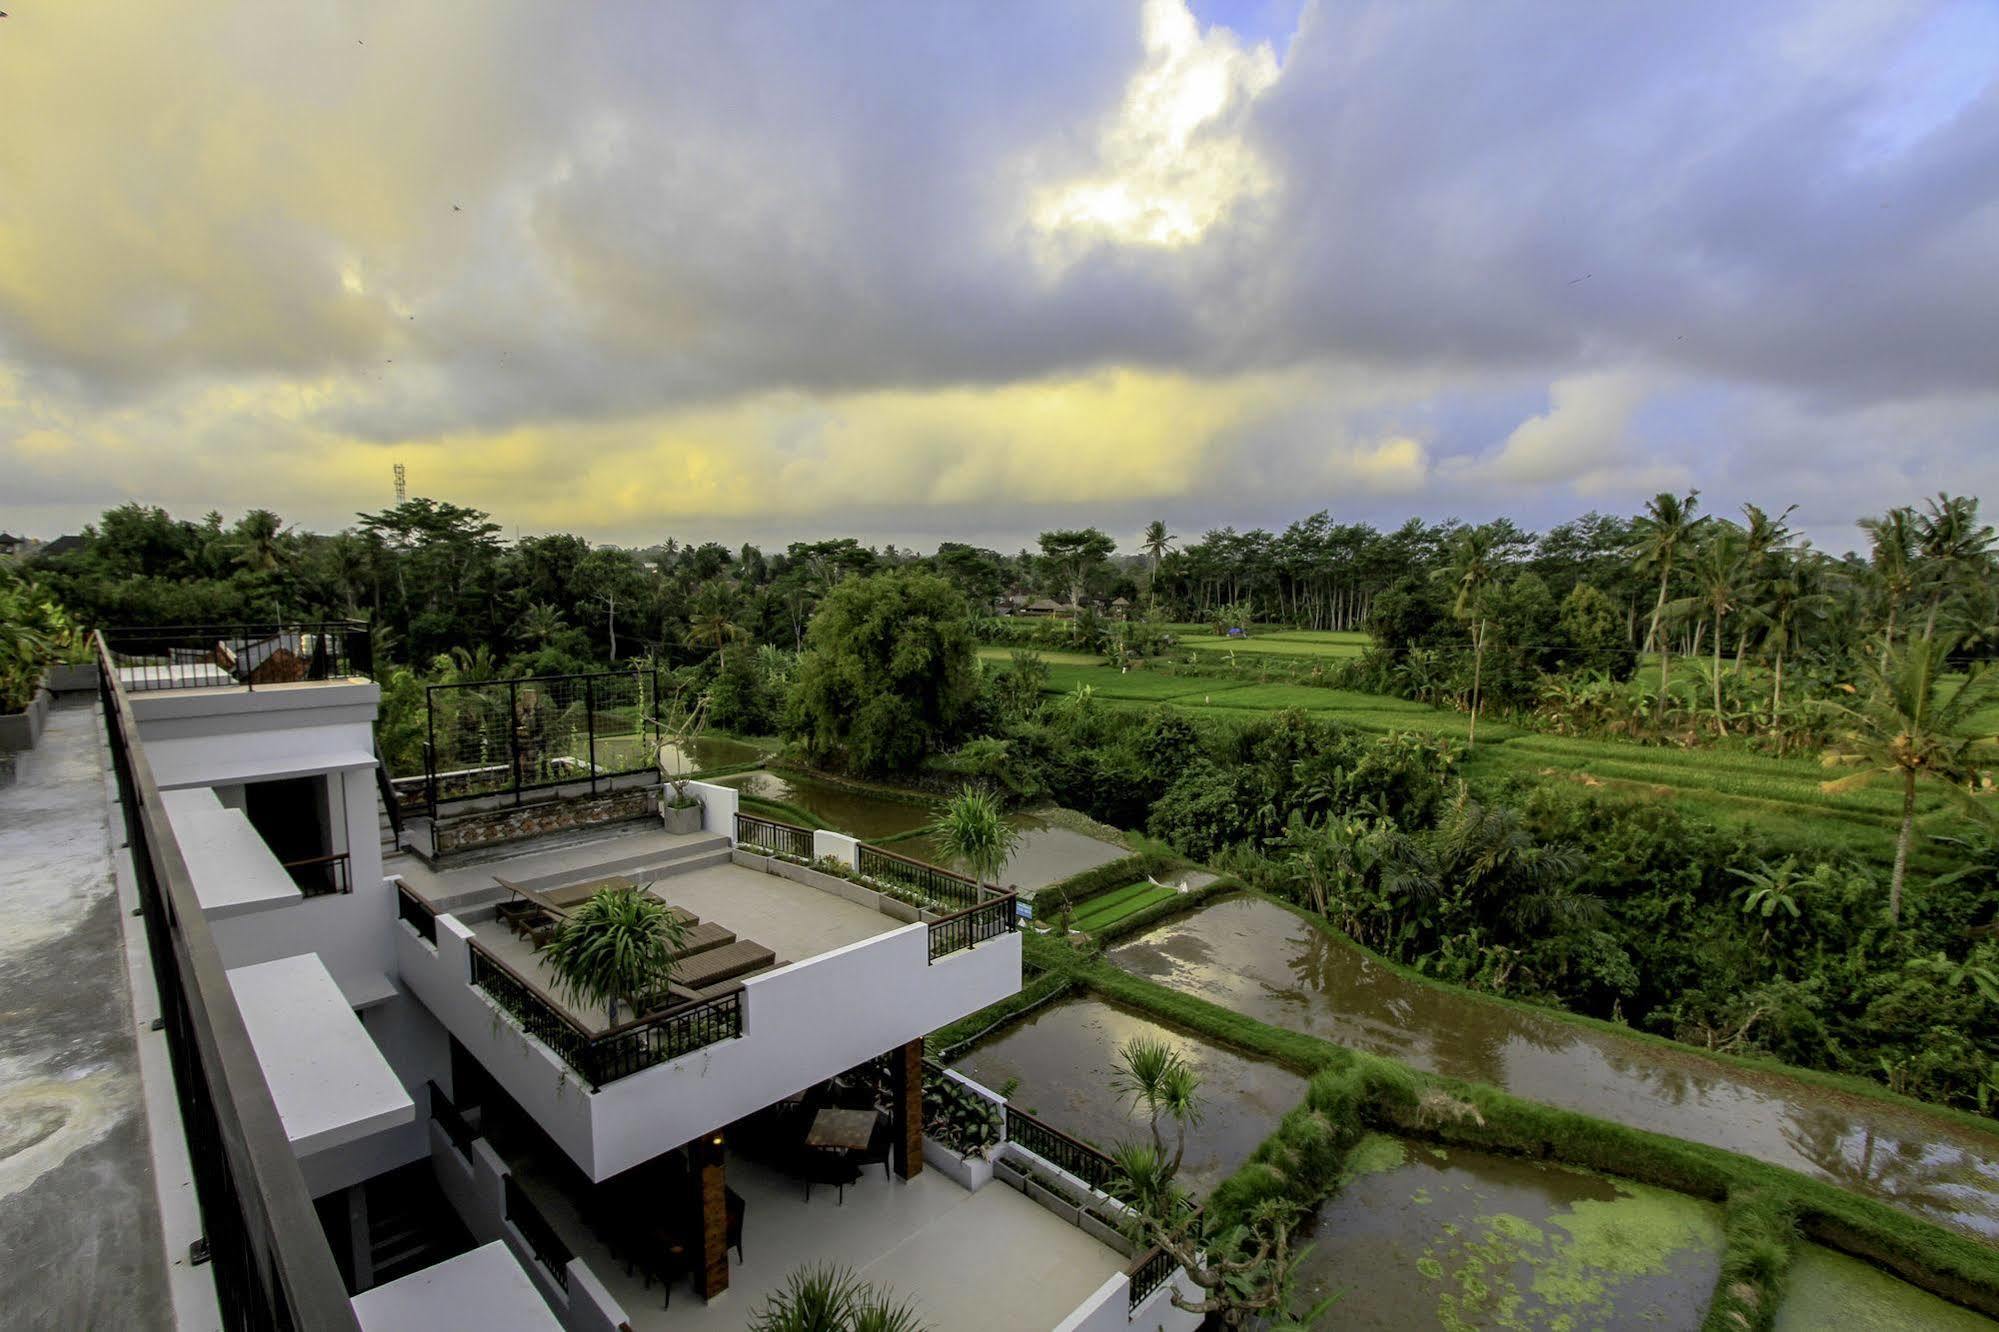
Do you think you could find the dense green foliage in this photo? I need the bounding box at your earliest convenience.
[0,568,78,712]
[783,569,980,775]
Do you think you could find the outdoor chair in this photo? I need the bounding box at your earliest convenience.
[796,1148,861,1205]
[854,1111,893,1182]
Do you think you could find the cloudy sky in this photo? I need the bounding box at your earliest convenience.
[2,0,1996,555]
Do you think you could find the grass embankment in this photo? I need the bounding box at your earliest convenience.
[936,927,1999,1329]
[735,793,830,830]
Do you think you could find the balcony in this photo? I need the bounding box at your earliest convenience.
[100,621,372,693]
[394,829,1020,1181]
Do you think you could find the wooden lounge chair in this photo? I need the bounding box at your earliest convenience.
[670,940,776,991]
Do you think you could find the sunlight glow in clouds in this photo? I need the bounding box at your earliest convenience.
[1032,0,1281,249]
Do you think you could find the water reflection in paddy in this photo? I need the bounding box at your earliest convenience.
[713,770,937,840]
[1110,895,1999,1240]
[949,996,1305,1196]
[900,813,1129,891]
[1297,1136,1723,1329]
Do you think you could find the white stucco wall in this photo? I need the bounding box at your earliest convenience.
[397,906,1021,1181]
[812,828,860,868]
[683,778,738,837]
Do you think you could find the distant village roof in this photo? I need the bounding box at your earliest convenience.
[1110,596,1131,606]
[40,534,85,556]
[1026,599,1065,612]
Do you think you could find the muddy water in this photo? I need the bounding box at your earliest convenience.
[1110,896,1999,1240]
[1774,1245,1999,1330]
[901,813,1130,891]
[713,769,938,840]
[588,731,765,775]
[1297,1135,1723,1329]
[949,996,1306,1196]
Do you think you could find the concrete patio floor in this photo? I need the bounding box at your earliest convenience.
[0,702,173,1328]
[515,1150,1125,1331]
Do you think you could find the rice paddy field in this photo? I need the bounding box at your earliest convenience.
[982,651,1950,864]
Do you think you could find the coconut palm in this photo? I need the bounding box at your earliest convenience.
[1859,505,1918,653]
[686,585,748,666]
[1629,490,1704,729]
[1664,522,1748,733]
[1754,555,1835,736]
[1437,525,1500,748]
[540,887,690,1028]
[1820,637,1999,924]
[929,785,1020,896]
[1911,494,1996,642]
[514,600,567,648]
[1141,519,1176,606]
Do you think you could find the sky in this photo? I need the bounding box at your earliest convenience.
[2,0,1996,557]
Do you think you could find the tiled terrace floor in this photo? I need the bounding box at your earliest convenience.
[510,1149,1124,1331]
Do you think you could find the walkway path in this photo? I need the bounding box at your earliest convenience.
[0,701,172,1327]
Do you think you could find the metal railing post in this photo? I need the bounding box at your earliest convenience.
[586,676,597,796]
[508,679,522,806]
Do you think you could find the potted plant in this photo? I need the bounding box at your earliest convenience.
[539,887,690,1028]
[0,572,66,754]
[650,685,712,833]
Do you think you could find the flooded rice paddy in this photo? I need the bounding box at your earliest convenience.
[1297,1135,1724,1329]
[1772,1245,1998,1330]
[714,769,938,840]
[1111,895,1999,1240]
[900,813,1129,891]
[948,995,1305,1196]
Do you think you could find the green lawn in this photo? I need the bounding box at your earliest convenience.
[1172,629,1370,660]
[976,645,1107,667]
[1066,880,1180,933]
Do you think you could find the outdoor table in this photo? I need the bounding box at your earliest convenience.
[544,874,638,908]
[804,1107,878,1153]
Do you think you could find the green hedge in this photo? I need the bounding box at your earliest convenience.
[926,969,1076,1061]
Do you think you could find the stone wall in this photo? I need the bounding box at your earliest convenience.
[432,785,657,855]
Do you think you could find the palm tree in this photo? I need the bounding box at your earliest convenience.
[1820,637,1999,924]
[1438,526,1499,748]
[929,786,1020,896]
[687,586,747,667]
[1755,555,1834,738]
[514,601,567,648]
[1858,505,1917,654]
[748,1265,926,1332]
[1911,493,1996,642]
[1664,523,1748,733]
[1111,1036,1202,1179]
[1141,520,1176,607]
[540,887,690,1028]
[1629,490,1703,729]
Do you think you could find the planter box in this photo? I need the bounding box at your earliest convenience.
[660,800,703,834]
[993,1157,1029,1192]
[879,896,924,924]
[1079,1208,1137,1257]
[922,1137,995,1192]
[0,685,52,755]
[46,661,100,694]
[1023,1178,1082,1225]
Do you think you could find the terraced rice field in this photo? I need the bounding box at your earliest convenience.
[1063,880,1178,933]
[1169,627,1371,660]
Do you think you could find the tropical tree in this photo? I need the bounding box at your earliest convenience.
[1858,505,1918,654]
[747,1265,926,1332]
[1911,493,1996,642]
[687,582,748,666]
[929,785,1021,896]
[1140,519,1176,606]
[1664,523,1748,733]
[1438,526,1500,748]
[1820,637,1999,924]
[1629,490,1704,728]
[1036,528,1116,607]
[514,600,567,648]
[540,887,690,1028]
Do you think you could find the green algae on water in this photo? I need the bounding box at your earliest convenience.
[1773,1245,1999,1331]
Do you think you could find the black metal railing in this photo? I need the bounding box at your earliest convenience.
[101,621,371,693]
[282,851,351,897]
[1127,1245,1176,1310]
[928,893,1017,962]
[1005,1105,1116,1193]
[428,1082,476,1161]
[503,1174,572,1292]
[467,941,744,1088]
[396,881,438,945]
[735,811,812,860]
[858,843,983,911]
[96,636,360,1331]
[415,666,664,814]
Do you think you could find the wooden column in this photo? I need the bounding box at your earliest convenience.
[694,1133,729,1300]
[891,1038,924,1180]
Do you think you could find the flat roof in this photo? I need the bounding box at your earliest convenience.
[147,728,374,789]
[158,788,300,917]
[226,954,413,1156]
[350,1242,560,1331]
